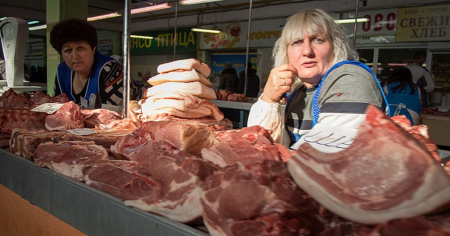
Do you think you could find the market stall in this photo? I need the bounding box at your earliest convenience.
[0,148,209,236]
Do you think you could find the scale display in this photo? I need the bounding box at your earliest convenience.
[0,17,31,89]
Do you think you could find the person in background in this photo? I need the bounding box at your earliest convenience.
[50,18,140,109]
[218,62,238,93]
[247,9,386,147]
[384,66,421,125]
[237,62,260,98]
[405,51,435,108]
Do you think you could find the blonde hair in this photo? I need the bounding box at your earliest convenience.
[273,9,358,68]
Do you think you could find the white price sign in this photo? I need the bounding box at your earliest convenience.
[31,103,64,114]
[67,128,96,136]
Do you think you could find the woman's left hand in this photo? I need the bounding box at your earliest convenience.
[261,63,297,103]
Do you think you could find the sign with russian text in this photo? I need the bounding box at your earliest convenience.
[341,9,397,44]
[396,4,450,42]
[97,31,115,56]
[199,18,285,49]
[130,28,197,54]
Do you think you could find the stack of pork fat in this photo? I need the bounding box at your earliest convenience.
[139,58,224,122]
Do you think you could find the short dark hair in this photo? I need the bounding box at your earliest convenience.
[412,51,426,60]
[50,18,98,54]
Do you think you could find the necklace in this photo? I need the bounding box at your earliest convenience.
[74,73,87,94]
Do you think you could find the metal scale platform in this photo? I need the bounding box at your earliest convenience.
[0,17,41,95]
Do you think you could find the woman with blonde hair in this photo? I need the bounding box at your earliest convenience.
[248,9,386,147]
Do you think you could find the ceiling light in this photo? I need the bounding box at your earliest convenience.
[27,21,40,25]
[29,24,47,31]
[87,12,122,22]
[335,18,369,24]
[0,17,6,21]
[131,35,154,39]
[191,28,220,34]
[130,3,171,14]
[180,0,224,5]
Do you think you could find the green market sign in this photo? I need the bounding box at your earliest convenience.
[130,28,197,54]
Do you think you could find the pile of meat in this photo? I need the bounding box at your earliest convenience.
[1,88,137,160]
[136,58,224,123]
[216,89,249,102]
[3,59,450,236]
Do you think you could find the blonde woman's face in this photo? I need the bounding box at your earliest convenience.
[287,33,334,87]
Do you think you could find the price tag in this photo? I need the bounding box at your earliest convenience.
[67,128,96,136]
[31,103,64,114]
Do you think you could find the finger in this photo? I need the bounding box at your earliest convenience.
[277,63,297,74]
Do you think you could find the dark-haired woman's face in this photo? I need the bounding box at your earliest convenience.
[61,41,95,77]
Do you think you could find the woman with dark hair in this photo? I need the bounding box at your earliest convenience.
[50,18,140,109]
[384,66,422,125]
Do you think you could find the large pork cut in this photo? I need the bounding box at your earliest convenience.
[120,140,218,223]
[200,160,325,236]
[201,125,291,168]
[287,105,450,224]
[112,120,217,159]
[84,160,144,198]
[45,101,85,131]
[34,141,110,181]
[10,127,135,160]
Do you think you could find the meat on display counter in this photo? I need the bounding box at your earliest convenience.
[0,149,210,236]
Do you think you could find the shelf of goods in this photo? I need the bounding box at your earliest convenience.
[0,149,209,236]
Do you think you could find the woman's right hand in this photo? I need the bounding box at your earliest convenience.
[261,64,297,103]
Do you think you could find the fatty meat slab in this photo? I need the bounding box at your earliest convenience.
[157,58,211,78]
[288,105,450,224]
[120,140,219,223]
[140,93,224,121]
[84,160,145,198]
[34,141,110,181]
[148,68,213,87]
[201,125,291,168]
[112,120,218,159]
[200,160,325,236]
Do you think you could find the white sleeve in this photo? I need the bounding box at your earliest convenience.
[247,95,285,144]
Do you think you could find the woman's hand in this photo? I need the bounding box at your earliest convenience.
[261,64,297,103]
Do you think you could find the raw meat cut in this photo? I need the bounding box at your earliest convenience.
[357,215,450,236]
[149,68,213,87]
[287,105,450,224]
[200,160,325,236]
[144,81,217,100]
[0,89,31,107]
[84,160,143,198]
[0,101,85,134]
[120,140,218,223]
[34,141,110,181]
[10,127,135,160]
[140,94,224,121]
[391,115,440,162]
[45,101,85,131]
[0,108,48,132]
[112,120,217,159]
[157,58,211,77]
[81,108,122,128]
[29,90,70,105]
[201,125,288,168]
